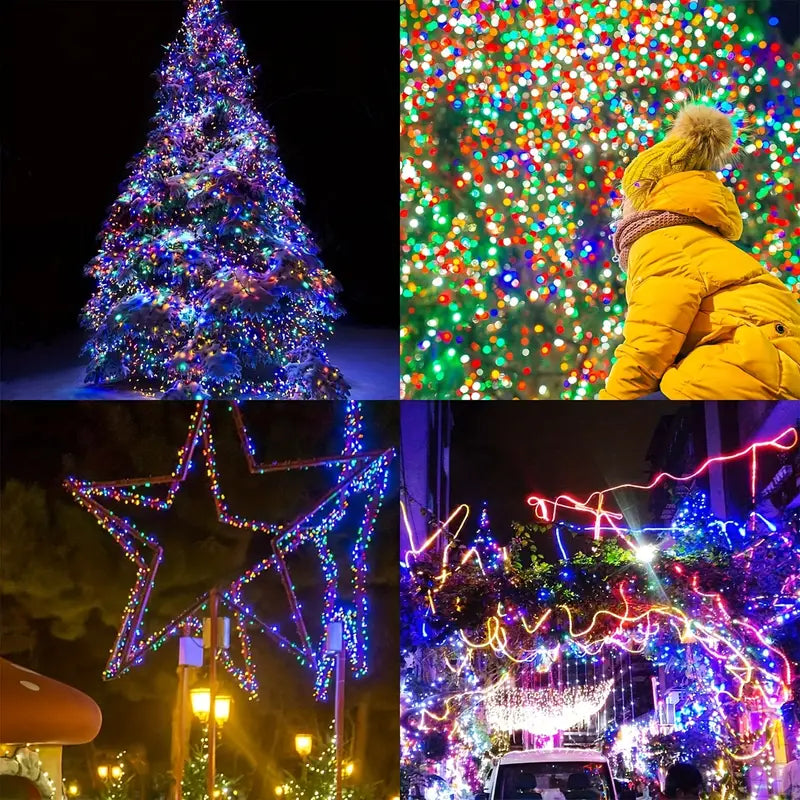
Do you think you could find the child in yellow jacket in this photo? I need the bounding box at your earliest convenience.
[599,103,800,400]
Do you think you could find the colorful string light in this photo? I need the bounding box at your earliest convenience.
[401,425,799,788]
[401,0,800,399]
[483,677,614,734]
[64,402,394,700]
[82,0,347,399]
[526,425,799,543]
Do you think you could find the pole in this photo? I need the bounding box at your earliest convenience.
[175,661,187,800]
[208,588,219,800]
[173,624,195,800]
[335,648,345,800]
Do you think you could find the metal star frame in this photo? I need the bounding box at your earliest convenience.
[64,401,394,700]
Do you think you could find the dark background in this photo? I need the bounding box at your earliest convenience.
[0,401,399,793]
[0,0,397,353]
[444,402,754,556]
[448,402,677,548]
[773,0,800,42]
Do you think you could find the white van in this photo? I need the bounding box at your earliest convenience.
[480,749,619,800]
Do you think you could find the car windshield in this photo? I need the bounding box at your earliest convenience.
[495,761,613,800]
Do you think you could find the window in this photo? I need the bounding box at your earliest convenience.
[495,762,613,800]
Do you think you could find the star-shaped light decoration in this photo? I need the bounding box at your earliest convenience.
[64,402,394,700]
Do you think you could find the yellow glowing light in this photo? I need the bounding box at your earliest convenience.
[190,688,232,723]
[214,695,232,723]
[294,734,313,758]
[190,687,211,716]
[68,783,80,797]
[97,766,109,779]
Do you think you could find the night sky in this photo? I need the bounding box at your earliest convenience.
[0,0,396,350]
[447,402,691,552]
[773,0,800,42]
[0,401,399,793]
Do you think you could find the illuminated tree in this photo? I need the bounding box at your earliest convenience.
[180,742,244,800]
[280,729,379,800]
[401,0,799,399]
[82,0,347,399]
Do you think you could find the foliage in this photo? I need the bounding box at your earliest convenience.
[181,742,246,800]
[401,489,800,796]
[280,730,382,800]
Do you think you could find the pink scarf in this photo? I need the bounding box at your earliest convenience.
[612,210,706,271]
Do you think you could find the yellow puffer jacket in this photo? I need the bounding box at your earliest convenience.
[600,171,800,399]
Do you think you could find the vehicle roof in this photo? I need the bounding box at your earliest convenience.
[498,748,609,765]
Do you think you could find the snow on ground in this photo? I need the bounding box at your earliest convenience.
[0,325,399,401]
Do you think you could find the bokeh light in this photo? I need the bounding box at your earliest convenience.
[401,0,800,399]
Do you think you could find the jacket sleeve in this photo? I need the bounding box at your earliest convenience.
[599,249,707,400]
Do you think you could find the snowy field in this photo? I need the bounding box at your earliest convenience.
[0,325,399,401]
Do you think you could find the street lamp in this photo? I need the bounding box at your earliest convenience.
[190,687,232,725]
[97,764,124,781]
[342,761,355,779]
[67,783,79,797]
[294,734,313,759]
[326,621,346,800]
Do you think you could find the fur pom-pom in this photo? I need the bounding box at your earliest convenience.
[668,103,735,169]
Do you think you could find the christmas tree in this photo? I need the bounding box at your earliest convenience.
[280,729,376,800]
[94,753,135,800]
[180,741,243,800]
[400,0,800,399]
[98,766,131,800]
[82,0,348,399]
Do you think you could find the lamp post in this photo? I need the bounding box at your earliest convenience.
[326,622,346,800]
[295,734,312,783]
[190,686,231,800]
[96,764,124,798]
[175,621,203,800]
[207,588,219,800]
[186,588,232,800]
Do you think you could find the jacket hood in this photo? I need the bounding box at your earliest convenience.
[640,170,743,240]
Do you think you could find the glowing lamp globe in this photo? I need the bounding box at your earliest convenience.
[190,688,232,723]
[214,695,232,724]
[190,688,211,717]
[295,734,313,758]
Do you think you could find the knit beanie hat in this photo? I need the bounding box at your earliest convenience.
[621,103,736,210]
